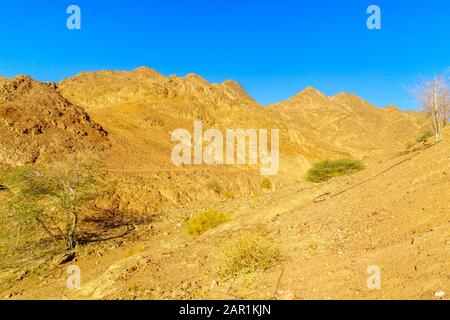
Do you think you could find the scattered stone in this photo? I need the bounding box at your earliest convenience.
[4,292,18,298]
[127,266,137,273]
[16,270,28,281]
[210,280,218,289]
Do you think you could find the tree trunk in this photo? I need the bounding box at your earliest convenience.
[66,207,78,250]
[432,111,441,142]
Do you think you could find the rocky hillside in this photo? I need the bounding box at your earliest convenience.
[0,76,110,167]
[59,67,258,115]
[0,69,429,211]
[0,69,447,301]
[4,128,448,300]
[271,87,427,160]
[59,68,427,175]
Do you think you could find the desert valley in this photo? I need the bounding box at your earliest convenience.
[0,67,448,300]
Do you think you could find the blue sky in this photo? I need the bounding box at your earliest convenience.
[1,0,449,109]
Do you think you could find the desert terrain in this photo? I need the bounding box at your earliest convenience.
[0,68,448,300]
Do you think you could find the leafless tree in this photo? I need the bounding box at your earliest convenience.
[414,72,450,142]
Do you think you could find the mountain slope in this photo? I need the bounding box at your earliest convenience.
[0,69,430,214]
[5,128,448,300]
[271,87,427,160]
[72,128,450,300]
[58,67,427,176]
[59,67,258,113]
[0,76,109,167]
[0,69,447,301]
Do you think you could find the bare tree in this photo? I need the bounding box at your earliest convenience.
[414,72,450,142]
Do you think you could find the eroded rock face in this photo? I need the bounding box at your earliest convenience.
[59,67,258,112]
[0,76,110,166]
[57,67,428,176]
[0,69,428,205]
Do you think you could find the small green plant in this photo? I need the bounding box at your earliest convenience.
[306,159,366,183]
[224,191,235,200]
[219,234,282,278]
[416,130,434,143]
[261,178,272,190]
[185,209,230,236]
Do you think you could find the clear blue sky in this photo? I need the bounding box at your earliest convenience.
[1,0,449,109]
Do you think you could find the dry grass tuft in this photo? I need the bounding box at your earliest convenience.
[219,234,282,278]
[184,209,230,237]
[261,178,272,190]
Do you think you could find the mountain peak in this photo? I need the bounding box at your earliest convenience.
[131,66,164,80]
[184,73,210,85]
[331,92,377,110]
[288,86,327,102]
[221,79,246,92]
[297,86,326,97]
[384,104,400,111]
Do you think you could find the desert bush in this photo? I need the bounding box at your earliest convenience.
[0,153,115,251]
[416,129,434,143]
[184,209,230,236]
[261,177,272,190]
[306,159,366,183]
[219,234,282,278]
[224,191,235,200]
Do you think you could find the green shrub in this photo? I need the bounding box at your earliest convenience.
[185,209,230,236]
[224,191,235,200]
[219,234,282,278]
[306,159,366,183]
[0,154,114,250]
[0,154,115,275]
[261,178,272,190]
[416,130,434,143]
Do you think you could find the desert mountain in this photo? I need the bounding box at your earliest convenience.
[271,87,427,160]
[0,69,429,211]
[0,76,109,168]
[59,67,258,113]
[1,69,447,301]
[58,68,426,174]
[59,68,286,170]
